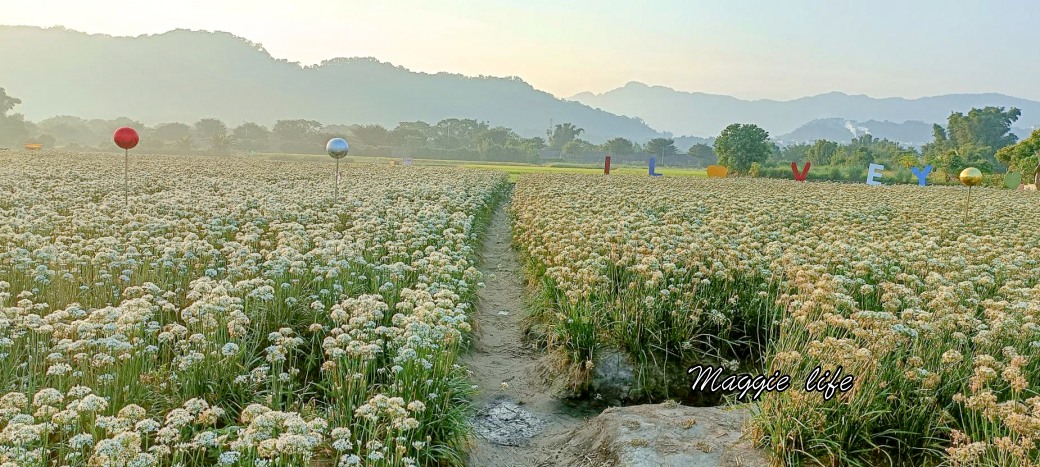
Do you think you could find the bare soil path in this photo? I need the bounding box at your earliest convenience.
[462,196,588,467]
[462,194,768,467]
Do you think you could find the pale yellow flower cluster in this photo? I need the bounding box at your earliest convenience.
[0,151,506,466]
[513,173,1040,465]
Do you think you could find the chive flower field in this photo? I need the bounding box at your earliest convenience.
[513,174,1040,466]
[2,151,1038,466]
[0,151,507,466]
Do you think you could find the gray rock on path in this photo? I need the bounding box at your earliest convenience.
[541,402,769,467]
[472,397,548,447]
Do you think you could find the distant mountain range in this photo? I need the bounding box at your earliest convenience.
[572,82,1040,145]
[3,25,1039,148]
[0,26,659,144]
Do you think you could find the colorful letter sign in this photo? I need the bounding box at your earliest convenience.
[791,161,810,181]
[706,165,728,178]
[910,165,932,186]
[649,157,662,176]
[866,164,885,186]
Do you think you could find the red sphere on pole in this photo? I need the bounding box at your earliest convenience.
[113,127,139,150]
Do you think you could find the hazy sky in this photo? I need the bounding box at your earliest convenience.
[5,0,1040,100]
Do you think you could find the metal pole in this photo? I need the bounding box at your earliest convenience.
[963,185,971,222]
[124,148,129,209]
[335,158,340,201]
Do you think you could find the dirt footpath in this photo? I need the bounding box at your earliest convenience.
[462,199,588,466]
[462,197,770,467]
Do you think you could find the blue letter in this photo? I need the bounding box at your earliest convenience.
[649,157,663,176]
[910,165,932,186]
[866,163,885,186]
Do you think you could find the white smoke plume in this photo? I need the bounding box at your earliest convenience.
[844,121,871,137]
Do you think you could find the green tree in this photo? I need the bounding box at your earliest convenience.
[475,127,517,147]
[516,136,546,152]
[845,147,875,166]
[807,139,839,164]
[154,123,193,146]
[350,124,391,147]
[848,133,876,148]
[602,137,636,155]
[80,117,141,147]
[433,118,487,149]
[644,138,677,163]
[996,129,1040,184]
[925,149,966,182]
[232,123,270,152]
[548,123,583,150]
[714,124,772,175]
[896,151,920,169]
[390,121,431,151]
[193,118,227,140]
[936,107,1021,172]
[0,87,19,116]
[0,114,29,146]
[211,132,234,154]
[947,107,1020,150]
[0,88,28,146]
[687,143,717,166]
[272,119,323,152]
[37,116,93,146]
[562,139,593,155]
[778,143,812,163]
[922,124,952,175]
[193,118,230,152]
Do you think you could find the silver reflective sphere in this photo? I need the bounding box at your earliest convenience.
[326,138,349,159]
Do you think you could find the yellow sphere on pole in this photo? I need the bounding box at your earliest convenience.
[959,167,983,223]
[959,167,983,186]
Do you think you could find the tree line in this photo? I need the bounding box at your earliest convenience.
[714,106,1038,184]
[2,87,1036,181]
[1,87,694,164]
